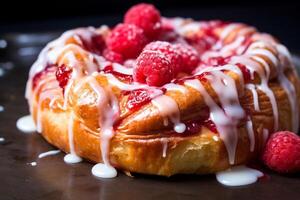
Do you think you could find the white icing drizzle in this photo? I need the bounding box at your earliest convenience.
[161,138,168,158]
[92,163,117,179]
[103,73,162,96]
[216,165,263,186]
[245,84,260,111]
[219,36,245,56]
[151,95,186,133]
[230,55,279,131]
[16,115,36,133]
[184,78,242,164]
[247,48,278,66]
[163,83,187,94]
[38,150,61,159]
[88,76,119,178]
[112,63,134,75]
[64,111,82,164]
[246,120,255,152]
[220,24,242,40]
[64,153,82,164]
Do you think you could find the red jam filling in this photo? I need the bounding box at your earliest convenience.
[55,64,73,91]
[236,63,251,83]
[103,65,133,83]
[205,56,230,66]
[185,21,227,54]
[79,34,105,55]
[32,64,57,90]
[125,89,152,111]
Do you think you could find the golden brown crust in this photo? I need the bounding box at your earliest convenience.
[30,67,300,176]
[27,20,300,176]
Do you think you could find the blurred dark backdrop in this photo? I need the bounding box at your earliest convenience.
[0,0,300,50]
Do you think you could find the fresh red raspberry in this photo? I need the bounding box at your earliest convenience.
[102,49,124,64]
[134,50,174,86]
[55,64,73,91]
[106,23,148,59]
[174,44,200,73]
[144,41,182,74]
[124,3,162,39]
[262,131,300,173]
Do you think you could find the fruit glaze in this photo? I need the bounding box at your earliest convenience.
[24,3,300,181]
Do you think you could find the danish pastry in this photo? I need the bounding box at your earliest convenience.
[25,3,300,177]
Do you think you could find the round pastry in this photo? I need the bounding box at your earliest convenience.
[26,3,300,177]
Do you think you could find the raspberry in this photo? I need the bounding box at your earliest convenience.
[144,41,182,74]
[106,23,148,59]
[262,131,300,173]
[174,44,200,73]
[134,50,174,86]
[102,49,124,64]
[124,3,161,39]
[144,41,199,74]
[55,64,73,91]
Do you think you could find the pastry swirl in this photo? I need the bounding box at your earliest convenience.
[26,17,300,176]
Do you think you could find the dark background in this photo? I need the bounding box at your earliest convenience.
[0,0,300,50]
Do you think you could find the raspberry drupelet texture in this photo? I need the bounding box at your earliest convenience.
[134,50,175,86]
[124,3,162,39]
[262,131,300,173]
[174,44,200,73]
[144,41,200,74]
[106,23,148,59]
[144,41,183,74]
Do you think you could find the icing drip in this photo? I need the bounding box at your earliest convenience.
[92,163,117,178]
[151,95,186,133]
[207,71,244,120]
[64,112,82,164]
[245,84,260,111]
[184,78,243,164]
[38,150,61,159]
[246,120,255,152]
[88,76,119,178]
[16,115,36,133]
[220,24,242,40]
[161,138,168,158]
[231,55,279,131]
[216,165,263,186]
